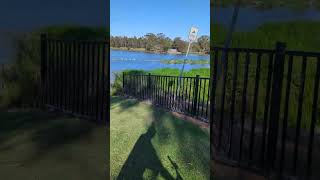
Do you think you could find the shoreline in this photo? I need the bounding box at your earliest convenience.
[111,47,209,56]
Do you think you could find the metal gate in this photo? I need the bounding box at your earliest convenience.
[40,34,109,124]
[210,42,320,179]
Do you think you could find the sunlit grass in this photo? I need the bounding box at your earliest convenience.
[110,96,210,179]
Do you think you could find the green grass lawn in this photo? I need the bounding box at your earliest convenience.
[0,110,107,180]
[110,96,210,180]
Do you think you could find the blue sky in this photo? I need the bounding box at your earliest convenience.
[111,0,209,40]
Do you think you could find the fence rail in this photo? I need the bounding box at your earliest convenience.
[211,42,320,179]
[123,73,210,122]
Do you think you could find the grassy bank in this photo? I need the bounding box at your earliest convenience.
[160,59,209,65]
[110,96,209,179]
[212,21,320,51]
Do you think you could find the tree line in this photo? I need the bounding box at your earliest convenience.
[110,33,209,54]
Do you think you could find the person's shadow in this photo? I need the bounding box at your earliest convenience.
[117,122,175,180]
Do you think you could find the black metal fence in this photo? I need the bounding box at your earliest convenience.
[40,34,109,124]
[123,73,210,121]
[211,42,320,179]
[0,64,5,91]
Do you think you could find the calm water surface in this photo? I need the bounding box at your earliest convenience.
[110,49,210,81]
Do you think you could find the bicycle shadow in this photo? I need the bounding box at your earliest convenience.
[117,121,175,180]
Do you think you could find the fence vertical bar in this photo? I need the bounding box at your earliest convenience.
[40,34,48,106]
[206,78,210,119]
[53,40,57,107]
[267,42,286,173]
[90,42,96,115]
[306,57,320,179]
[148,73,151,99]
[228,50,239,157]
[197,78,202,116]
[192,75,200,116]
[188,78,192,113]
[201,79,207,118]
[218,50,229,149]
[260,52,274,166]
[238,51,250,161]
[95,43,101,120]
[81,43,86,115]
[86,43,91,115]
[293,56,307,174]
[101,42,107,123]
[249,53,262,163]
[278,55,293,177]
[59,41,64,110]
[210,49,219,150]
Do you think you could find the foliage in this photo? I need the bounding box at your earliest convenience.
[111,33,210,54]
[0,26,106,109]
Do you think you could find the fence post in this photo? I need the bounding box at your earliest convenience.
[40,33,48,107]
[148,73,151,98]
[266,42,286,175]
[192,75,200,116]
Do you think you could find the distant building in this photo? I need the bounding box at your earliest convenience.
[167,49,181,54]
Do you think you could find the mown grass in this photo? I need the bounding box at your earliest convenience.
[110,96,210,179]
[0,110,107,180]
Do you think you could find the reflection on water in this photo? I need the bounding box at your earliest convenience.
[213,6,320,31]
[110,50,210,81]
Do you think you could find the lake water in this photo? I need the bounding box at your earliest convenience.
[110,49,210,81]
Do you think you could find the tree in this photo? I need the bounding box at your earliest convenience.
[172,37,187,53]
[144,33,158,51]
[197,35,210,53]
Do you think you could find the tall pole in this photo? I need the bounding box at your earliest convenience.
[179,41,192,78]
[218,0,241,79]
[175,27,198,106]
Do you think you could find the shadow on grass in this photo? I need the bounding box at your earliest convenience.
[0,110,61,145]
[117,121,175,180]
[27,118,94,163]
[151,107,210,179]
[113,96,209,179]
[0,110,96,164]
[110,96,140,113]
